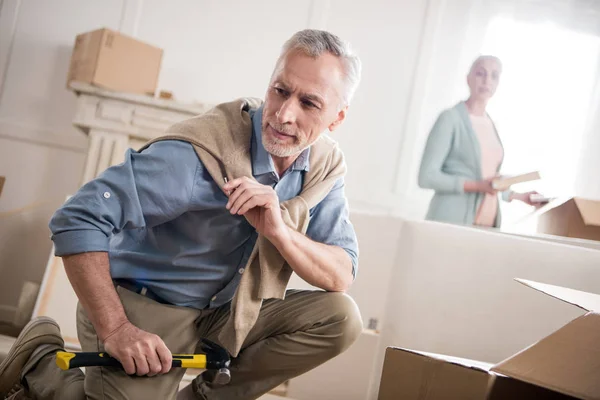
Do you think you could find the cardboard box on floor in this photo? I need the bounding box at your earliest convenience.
[67,28,163,96]
[536,197,600,242]
[378,279,600,400]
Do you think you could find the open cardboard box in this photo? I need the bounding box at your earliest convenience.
[378,279,600,399]
[536,197,600,242]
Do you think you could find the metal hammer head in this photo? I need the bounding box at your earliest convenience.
[199,338,231,385]
[199,338,230,369]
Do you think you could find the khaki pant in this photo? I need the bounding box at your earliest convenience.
[23,285,362,400]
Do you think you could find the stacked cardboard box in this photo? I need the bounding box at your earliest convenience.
[67,28,163,96]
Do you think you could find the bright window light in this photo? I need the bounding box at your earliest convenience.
[480,16,600,228]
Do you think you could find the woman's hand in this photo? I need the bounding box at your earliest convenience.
[512,191,547,207]
[464,178,498,194]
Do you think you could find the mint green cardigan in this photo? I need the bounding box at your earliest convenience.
[418,101,510,227]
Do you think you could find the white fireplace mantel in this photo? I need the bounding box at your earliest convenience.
[69,81,212,184]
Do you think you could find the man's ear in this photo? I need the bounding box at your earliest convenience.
[328,106,348,132]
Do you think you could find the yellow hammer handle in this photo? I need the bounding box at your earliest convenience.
[56,351,207,370]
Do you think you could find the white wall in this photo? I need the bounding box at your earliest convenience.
[0,0,108,316]
[392,0,476,219]
[576,59,600,200]
[323,0,429,213]
[135,0,313,104]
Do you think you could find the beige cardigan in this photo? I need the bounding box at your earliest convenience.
[141,98,346,356]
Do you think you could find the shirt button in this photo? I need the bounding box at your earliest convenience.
[238,268,245,274]
[211,295,217,301]
[103,192,111,199]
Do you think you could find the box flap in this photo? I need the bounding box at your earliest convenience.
[574,197,600,227]
[492,312,600,399]
[516,278,600,312]
[488,374,579,400]
[398,348,493,372]
[535,197,574,215]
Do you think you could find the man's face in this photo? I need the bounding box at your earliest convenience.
[262,50,347,158]
[467,58,501,101]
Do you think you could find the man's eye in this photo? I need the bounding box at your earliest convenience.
[274,87,288,96]
[302,100,317,109]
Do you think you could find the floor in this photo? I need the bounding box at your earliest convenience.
[0,334,292,399]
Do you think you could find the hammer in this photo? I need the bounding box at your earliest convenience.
[56,338,232,385]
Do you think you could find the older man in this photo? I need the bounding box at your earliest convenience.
[0,29,362,400]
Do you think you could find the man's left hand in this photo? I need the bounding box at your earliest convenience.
[224,177,289,242]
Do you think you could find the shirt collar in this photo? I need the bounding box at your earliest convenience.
[251,105,311,176]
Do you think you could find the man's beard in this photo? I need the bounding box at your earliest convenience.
[262,122,307,157]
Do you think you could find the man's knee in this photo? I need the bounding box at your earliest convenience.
[320,292,363,355]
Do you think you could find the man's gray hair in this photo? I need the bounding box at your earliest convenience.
[277,29,362,106]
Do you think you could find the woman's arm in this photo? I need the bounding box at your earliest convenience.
[465,179,497,194]
[418,111,497,195]
[419,111,496,194]
[418,112,465,193]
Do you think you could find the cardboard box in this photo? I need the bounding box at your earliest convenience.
[67,28,163,96]
[537,197,600,241]
[378,279,600,399]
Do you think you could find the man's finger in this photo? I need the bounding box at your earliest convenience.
[146,355,162,377]
[237,196,268,215]
[230,187,271,214]
[120,354,136,375]
[226,180,264,209]
[238,190,278,215]
[132,352,150,376]
[226,183,250,210]
[230,189,260,214]
[156,341,172,374]
[223,176,254,192]
[143,337,164,376]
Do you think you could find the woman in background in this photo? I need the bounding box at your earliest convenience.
[418,55,539,227]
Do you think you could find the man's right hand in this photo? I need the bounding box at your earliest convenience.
[103,321,172,376]
[62,252,172,377]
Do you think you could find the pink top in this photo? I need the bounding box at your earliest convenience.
[470,114,504,227]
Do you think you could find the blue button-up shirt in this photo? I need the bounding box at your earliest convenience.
[49,106,358,309]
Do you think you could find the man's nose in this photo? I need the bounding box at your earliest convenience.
[276,99,297,124]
